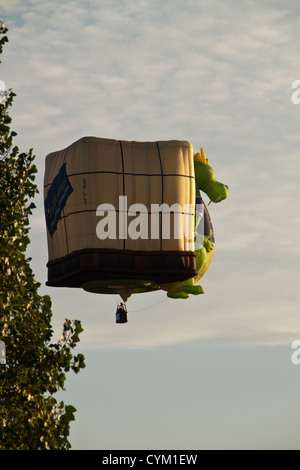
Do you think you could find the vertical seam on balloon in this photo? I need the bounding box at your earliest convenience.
[119,141,126,251]
[156,142,164,251]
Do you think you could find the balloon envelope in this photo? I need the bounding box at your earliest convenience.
[44,137,197,299]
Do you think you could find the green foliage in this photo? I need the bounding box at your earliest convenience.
[0,26,85,450]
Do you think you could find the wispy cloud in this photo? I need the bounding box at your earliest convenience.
[2,0,300,349]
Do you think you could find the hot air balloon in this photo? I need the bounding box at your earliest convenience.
[44,137,228,322]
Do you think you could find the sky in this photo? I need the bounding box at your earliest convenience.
[1,0,300,450]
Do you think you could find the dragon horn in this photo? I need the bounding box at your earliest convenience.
[194,147,208,164]
[200,147,209,165]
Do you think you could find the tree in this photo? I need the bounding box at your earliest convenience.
[0,25,85,450]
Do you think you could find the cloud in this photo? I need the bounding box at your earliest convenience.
[2,0,300,349]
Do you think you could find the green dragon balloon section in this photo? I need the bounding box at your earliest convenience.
[162,148,228,299]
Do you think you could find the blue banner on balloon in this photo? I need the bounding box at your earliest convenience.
[45,163,73,237]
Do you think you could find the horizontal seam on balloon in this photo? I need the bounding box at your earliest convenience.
[44,172,194,187]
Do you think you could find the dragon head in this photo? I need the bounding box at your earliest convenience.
[194,148,228,204]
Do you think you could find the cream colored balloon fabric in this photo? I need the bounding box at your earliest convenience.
[44,137,196,287]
